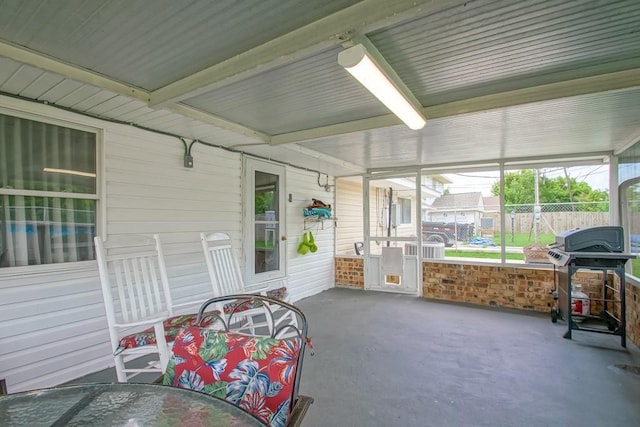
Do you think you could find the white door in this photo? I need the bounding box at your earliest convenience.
[243,158,286,284]
[364,172,421,294]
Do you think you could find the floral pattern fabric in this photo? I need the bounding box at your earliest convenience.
[116,311,222,354]
[222,287,288,315]
[164,326,302,427]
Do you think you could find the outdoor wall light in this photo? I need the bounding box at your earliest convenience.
[338,43,426,130]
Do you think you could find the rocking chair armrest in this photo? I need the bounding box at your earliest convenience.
[286,395,314,427]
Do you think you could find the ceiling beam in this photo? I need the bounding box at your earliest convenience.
[148,0,462,107]
[614,130,640,155]
[282,144,365,173]
[271,114,401,145]
[0,41,272,143]
[0,40,149,103]
[270,67,640,145]
[425,68,640,119]
[167,103,271,143]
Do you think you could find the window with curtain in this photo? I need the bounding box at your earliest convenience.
[0,113,98,268]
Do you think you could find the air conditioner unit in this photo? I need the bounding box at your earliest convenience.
[404,243,445,259]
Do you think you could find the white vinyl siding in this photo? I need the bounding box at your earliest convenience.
[0,98,333,393]
[102,124,243,308]
[286,168,335,301]
[336,179,419,256]
[335,178,364,255]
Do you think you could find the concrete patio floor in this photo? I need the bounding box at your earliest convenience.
[69,287,640,426]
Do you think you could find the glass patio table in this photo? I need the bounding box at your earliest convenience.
[0,383,265,426]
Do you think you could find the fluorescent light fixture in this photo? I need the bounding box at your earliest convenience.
[43,167,97,178]
[338,44,426,130]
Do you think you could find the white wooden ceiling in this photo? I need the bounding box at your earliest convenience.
[0,0,639,176]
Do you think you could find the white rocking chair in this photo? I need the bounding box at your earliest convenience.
[200,232,295,334]
[95,234,216,382]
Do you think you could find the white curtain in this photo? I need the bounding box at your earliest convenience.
[0,114,96,267]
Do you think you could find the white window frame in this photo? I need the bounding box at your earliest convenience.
[619,176,640,278]
[398,197,412,225]
[0,107,103,275]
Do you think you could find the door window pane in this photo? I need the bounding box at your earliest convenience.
[254,171,279,274]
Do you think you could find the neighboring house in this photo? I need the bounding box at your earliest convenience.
[426,192,484,226]
[480,196,501,234]
[482,196,500,213]
[421,175,452,208]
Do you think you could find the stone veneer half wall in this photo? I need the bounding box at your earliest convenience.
[335,256,364,289]
[422,262,554,312]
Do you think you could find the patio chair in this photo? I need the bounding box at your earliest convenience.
[94,234,220,382]
[200,232,295,333]
[163,294,313,427]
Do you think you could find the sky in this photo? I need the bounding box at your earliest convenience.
[443,165,610,196]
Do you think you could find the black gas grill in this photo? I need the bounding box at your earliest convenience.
[547,226,635,347]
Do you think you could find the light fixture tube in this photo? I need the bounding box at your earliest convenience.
[43,167,97,178]
[338,44,426,130]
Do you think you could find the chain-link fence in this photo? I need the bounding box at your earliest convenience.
[424,201,610,242]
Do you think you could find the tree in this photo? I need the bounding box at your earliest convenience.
[491,169,608,211]
[255,191,274,214]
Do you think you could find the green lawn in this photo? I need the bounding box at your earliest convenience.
[445,232,554,261]
[445,250,525,260]
[491,232,555,247]
[632,257,640,277]
[255,240,277,250]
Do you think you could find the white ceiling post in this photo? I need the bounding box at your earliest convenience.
[609,154,619,226]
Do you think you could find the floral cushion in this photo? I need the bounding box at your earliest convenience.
[266,286,287,300]
[115,311,222,354]
[164,325,302,427]
[222,286,288,315]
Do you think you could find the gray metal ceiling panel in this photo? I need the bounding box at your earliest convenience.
[1,1,639,178]
[18,73,66,100]
[0,0,359,91]
[183,46,390,135]
[299,88,640,171]
[370,0,640,106]
[0,57,264,149]
[85,95,139,116]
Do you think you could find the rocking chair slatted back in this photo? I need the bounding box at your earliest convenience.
[96,235,173,325]
[200,232,245,296]
[112,254,164,323]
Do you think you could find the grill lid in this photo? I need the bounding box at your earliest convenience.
[554,226,624,253]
